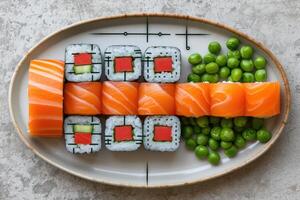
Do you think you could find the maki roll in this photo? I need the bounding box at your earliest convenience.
[143,116,181,152]
[64,116,101,154]
[104,45,142,81]
[65,44,102,82]
[105,116,142,151]
[144,46,181,83]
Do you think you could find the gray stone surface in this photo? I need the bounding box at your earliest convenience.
[0,0,299,199]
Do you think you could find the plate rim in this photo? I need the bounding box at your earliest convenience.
[8,12,291,188]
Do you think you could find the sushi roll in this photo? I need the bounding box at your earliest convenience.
[65,44,102,82]
[144,46,181,83]
[143,116,181,152]
[104,45,142,81]
[105,116,142,151]
[64,116,101,154]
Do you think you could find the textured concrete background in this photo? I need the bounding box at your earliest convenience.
[1,0,300,199]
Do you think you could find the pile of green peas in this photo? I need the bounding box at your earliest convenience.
[181,116,272,165]
[187,37,268,83]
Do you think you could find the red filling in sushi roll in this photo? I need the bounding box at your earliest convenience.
[114,57,133,72]
[74,133,92,144]
[74,53,92,65]
[154,57,173,72]
[153,126,172,142]
[114,126,133,141]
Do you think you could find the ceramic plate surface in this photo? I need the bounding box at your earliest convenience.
[9,13,290,187]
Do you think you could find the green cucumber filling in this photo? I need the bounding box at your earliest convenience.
[73,124,93,133]
[73,65,92,74]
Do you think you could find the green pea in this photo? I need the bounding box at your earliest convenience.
[202,127,211,135]
[193,126,202,135]
[220,127,235,142]
[231,68,243,82]
[240,59,254,72]
[210,74,219,83]
[234,126,245,133]
[196,134,209,145]
[192,64,206,75]
[187,73,201,82]
[201,73,210,82]
[195,145,209,159]
[220,141,232,149]
[234,117,248,127]
[205,62,219,74]
[257,129,272,143]
[221,118,233,128]
[182,126,193,139]
[203,53,216,64]
[208,138,219,150]
[208,41,222,54]
[202,73,219,83]
[252,118,264,130]
[210,116,220,125]
[185,138,197,150]
[224,145,238,158]
[181,117,190,125]
[208,151,221,165]
[240,45,253,59]
[189,117,197,126]
[226,37,240,50]
[254,56,267,69]
[216,55,227,67]
[234,135,246,149]
[227,50,241,60]
[255,69,267,82]
[227,76,233,82]
[242,128,257,141]
[219,67,231,79]
[227,57,240,68]
[188,53,202,65]
[210,127,221,141]
[242,72,255,83]
[196,117,209,128]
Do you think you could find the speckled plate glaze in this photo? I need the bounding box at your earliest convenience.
[8,13,290,188]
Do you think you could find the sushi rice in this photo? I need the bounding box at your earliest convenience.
[64,116,101,154]
[104,45,142,81]
[144,46,181,83]
[65,44,102,82]
[105,115,142,151]
[143,116,181,152]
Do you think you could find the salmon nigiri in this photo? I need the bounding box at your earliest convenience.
[244,82,280,117]
[175,83,210,116]
[64,82,102,115]
[138,83,175,115]
[210,82,245,117]
[102,81,139,115]
[28,59,64,137]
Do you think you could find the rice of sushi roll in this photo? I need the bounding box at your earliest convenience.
[105,115,142,151]
[65,44,102,82]
[64,116,101,154]
[144,46,181,83]
[143,116,181,152]
[104,45,142,81]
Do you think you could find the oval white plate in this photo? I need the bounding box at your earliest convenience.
[9,13,290,188]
